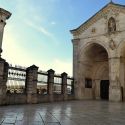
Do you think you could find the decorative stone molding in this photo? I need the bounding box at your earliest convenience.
[109,39,116,50]
[91,27,96,33]
[70,3,125,36]
[72,38,80,46]
[79,40,110,59]
[0,8,11,20]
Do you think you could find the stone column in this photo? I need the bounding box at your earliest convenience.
[72,38,81,99]
[0,8,11,105]
[47,69,55,102]
[61,72,68,101]
[109,57,122,101]
[0,58,9,105]
[25,65,38,104]
[0,8,11,56]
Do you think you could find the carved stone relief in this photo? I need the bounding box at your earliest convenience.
[109,39,116,50]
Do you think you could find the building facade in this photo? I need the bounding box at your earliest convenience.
[71,2,125,102]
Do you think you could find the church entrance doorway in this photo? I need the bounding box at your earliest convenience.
[100,80,109,100]
[79,43,109,100]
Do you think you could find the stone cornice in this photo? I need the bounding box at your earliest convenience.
[70,2,125,36]
[0,8,11,19]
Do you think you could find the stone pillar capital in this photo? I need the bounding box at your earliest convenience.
[72,38,80,46]
[61,72,68,77]
[47,69,55,74]
[26,65,38,71]
[0,8,11,20]
[108,56,120,60]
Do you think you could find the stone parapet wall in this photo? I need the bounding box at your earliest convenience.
[0,57,75,105]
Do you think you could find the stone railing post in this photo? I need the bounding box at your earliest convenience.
[61,72,68,101]
[0,58,9,105]
[25,65,38,104]
[47,69,55,102]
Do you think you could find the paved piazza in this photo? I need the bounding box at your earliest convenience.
[0,101,125,125]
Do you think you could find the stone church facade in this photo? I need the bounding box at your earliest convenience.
[71,2,125,102]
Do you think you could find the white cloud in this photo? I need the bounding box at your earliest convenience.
[29,59,72,76]
[50,59,72,76]
[24,19,59,45]
[1,1,72,77]
[2,27,72,76]
[2,24,40,67]
[24,20,53,38]
[51,21,56,25]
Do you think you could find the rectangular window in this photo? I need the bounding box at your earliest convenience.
[85,78,92,88]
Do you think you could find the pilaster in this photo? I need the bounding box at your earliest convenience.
[72,38,82,99]
[109,57,122,101]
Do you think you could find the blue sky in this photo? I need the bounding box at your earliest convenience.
[0,0,125,75]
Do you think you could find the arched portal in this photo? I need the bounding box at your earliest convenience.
[79,43,109,100]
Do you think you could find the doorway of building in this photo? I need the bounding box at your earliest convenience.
[100,80,109,100]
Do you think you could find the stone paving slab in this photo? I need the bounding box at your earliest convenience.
[3,118,16,124]
[46,122,60,125]
[0,118,4,124]
[0,101,125,125]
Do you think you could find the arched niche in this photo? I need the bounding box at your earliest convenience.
[108,17,116,33]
